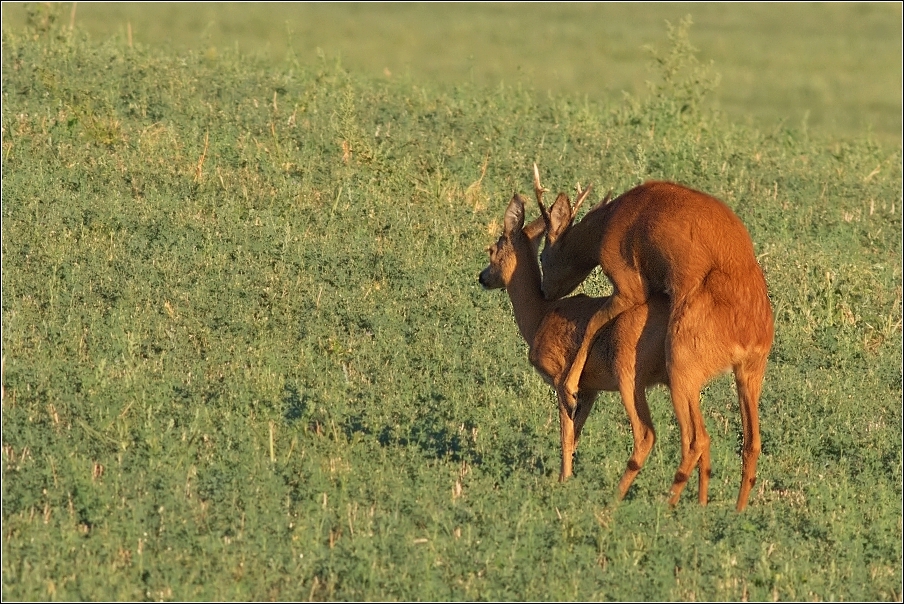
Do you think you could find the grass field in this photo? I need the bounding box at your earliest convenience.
[2,4,902,601]
[2,2,901,146]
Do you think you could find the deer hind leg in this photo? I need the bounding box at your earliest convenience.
[665,371,711,507]
[616,382,656,500]
[664,281,722,506]
[734,354,766,511]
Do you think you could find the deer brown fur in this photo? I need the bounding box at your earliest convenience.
[535,168,774,511]
[479,194,671,495]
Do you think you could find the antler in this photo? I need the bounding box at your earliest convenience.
[535,164,598,223]
[571,182,594,219]
[533,163,552,225]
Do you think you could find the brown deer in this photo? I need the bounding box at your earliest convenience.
[534,165,774,511]
[479,192,671,496]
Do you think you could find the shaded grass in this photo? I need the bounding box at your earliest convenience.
[2,12,902,601]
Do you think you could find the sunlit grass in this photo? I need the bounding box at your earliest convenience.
[2,8,901,601]
[1,2,901,145]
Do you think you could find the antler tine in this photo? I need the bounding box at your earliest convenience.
[571,182,594,218]
[532,163,552,224]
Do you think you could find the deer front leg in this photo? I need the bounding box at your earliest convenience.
[617,384,656,500]
[557,394,577,481]
[558,390,596,481]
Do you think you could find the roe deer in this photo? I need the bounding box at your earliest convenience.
[534,165,774,511]
[479,193,671,495]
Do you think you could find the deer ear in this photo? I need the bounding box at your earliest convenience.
[504,195,526,235]
[548,193,573,240]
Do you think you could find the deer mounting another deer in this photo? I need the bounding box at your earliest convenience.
[479,192,670,496]
[533,164,774,511]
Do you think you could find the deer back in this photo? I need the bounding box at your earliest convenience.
[540,181,766,306]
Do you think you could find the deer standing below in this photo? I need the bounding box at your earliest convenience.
[534,165,774,511]
[479,193,671,496]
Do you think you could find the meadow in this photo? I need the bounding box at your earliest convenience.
[2,4,902,601]
[2,2,901,145]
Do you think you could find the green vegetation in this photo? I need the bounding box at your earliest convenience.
[2,5,901,601]
[2,2,901,145]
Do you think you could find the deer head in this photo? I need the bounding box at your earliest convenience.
[478,194,528,290]
[532,164,599,300]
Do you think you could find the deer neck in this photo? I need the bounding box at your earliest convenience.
[506,236,549,345]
